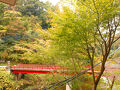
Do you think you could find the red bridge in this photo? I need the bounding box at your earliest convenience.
[10,64,101,77]
[8,64,116,80]
[11,64,70,75]
[2,64,114,80]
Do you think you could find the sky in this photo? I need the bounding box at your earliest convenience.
[41,0,60,5]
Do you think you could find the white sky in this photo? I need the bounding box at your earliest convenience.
[41,0,60,5]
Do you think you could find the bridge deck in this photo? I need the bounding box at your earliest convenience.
[11,64,69,75]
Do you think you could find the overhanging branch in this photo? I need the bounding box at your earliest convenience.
[113,36,120,44]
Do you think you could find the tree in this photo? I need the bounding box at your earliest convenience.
[50,0,120,89]
[0,68,15,89]
[1,10,26,43]
[16,0,54,29]
[0,2,8,20]
[83,0,120,89]
[0,2,8,38]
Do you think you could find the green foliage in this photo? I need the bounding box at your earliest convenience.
[0,69,15,89]
[0,9,45,63]
[0,0,119,89]
[0,28,52,63]
[48,0,120,89]
[0,2,8,19]
[67,74,103,90]
[0,0,57,64]
[16,0,55,29]
[49,0,95,67]
[49,0,120,65]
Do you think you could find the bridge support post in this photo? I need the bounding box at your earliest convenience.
[7,61,11,73]
[14,73,25,80]
[66,82,72,90]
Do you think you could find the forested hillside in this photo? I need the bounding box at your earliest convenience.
[0,0,120,90]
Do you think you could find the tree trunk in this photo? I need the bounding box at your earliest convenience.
[110,76,115,89]
[93,54,108,90]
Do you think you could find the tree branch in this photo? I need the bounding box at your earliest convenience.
[113,36,120,44]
